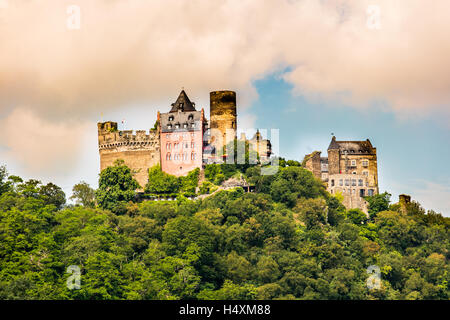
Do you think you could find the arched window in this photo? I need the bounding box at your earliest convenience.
[188,114,194,120]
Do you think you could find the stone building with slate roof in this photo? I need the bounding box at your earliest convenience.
[304,136,379,213]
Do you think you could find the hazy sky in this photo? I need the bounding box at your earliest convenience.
[0,0,449,215]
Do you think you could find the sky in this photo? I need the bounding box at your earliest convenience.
[0,0,449,215]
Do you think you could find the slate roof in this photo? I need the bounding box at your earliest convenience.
[327,136,375,154]
[169,90,196,113]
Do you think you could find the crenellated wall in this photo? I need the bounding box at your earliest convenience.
[97,122,160,189]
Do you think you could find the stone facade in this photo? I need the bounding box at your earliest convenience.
[97,121,160,189]
[209,91,237,155]
[304,136,379,213]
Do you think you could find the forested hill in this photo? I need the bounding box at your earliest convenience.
[0,162,448,300]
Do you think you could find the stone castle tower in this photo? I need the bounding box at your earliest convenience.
[304,136,379,213]
[209,91,237,155]
[97,121,160,189]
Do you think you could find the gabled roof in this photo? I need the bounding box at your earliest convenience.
[169,90,196,113]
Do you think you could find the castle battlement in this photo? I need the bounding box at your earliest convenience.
[98,122,159,151]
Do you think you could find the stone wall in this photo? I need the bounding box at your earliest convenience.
[98,122,160,189]
[209,91,237,153]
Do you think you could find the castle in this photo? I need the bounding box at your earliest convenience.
[98,90,272,188]
[98,90,379,213]
[304,136,379,213]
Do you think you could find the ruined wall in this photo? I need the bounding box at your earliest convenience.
[98,122,160,189]
[209,91,237,153]
[304,151,322,179]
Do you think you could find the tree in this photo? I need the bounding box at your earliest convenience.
[70,181,95,207]
[95,160,140,211]
[39,182,66,209]
[365,192,391,219]
[145,165,179,195]
[0,165,12,195]
[346,208,367,225]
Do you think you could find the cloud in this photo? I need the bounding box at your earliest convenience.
[411,180,450,216]
[0,108,90,176]
[1,0,450,177]
[0,0,449,121]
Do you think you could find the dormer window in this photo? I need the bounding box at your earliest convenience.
[191,123,195,128]
[168,116,174,121]
[188,114,194,120]
[167,124,172,129]
[175,123,180,129]
[183,123,188,128]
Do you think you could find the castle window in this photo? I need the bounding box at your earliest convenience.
[188,114,193,120]
[175,123,180,129]
[368,189,374,196]
[339,179,343,186]
[183,123,188,128]
[331,179,335,187]
[358,179,363,186]
[169,116,174,121]
[362,160,369,167]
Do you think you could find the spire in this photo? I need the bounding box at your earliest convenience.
[169,90,196,113]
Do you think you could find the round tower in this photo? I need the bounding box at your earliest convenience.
[209,91,237,153]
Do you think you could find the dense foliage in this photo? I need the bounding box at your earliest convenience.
[0,163,448,300]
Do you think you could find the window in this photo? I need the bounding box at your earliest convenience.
[352,179,356,186]
[351,160,356,166]
[358,179,363,186]
[368,189,374,196]
[331,179,335,187]
[183,123,188,129]
[352,171,357,175]
[191,133,195,138]
[185,143,189,148]
[167,124,172,129]
[169,116,174,121]
[339,179,343,186]
[191,123,195,128]
[166,153,171,161]
[363,171,369,176]
[188,114,193,120]
[362,160,369,167]
[191,142,195,149]
[345,179,350,186]
[166,134,169,139]
[175,124,180,129]
[360,189,365,197]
